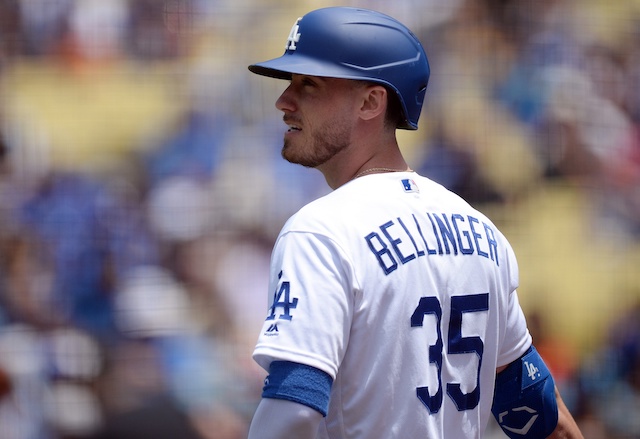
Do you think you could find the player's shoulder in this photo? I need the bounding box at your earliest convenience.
[280,188,353,236]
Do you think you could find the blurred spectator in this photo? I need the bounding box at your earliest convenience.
[0,0,21,69]
[142,108,229,189]
[0,365,10,401]
[129,0,184,59]
[90,393,205,439]
[576,300,640,438]
[18,0,72,57]
[88,336,244,439]
[68,0,128,62]
[415,122,505,204]
[17,172,158,339]
[527,309,580,389]
[0,323,55,439]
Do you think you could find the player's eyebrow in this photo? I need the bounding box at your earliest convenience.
[292,74,325,83]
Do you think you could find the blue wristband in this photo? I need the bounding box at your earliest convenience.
[262,361,333,416]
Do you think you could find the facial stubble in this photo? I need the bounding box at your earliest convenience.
[281,117,352,168]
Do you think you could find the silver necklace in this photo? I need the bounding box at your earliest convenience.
[352,167,412,180]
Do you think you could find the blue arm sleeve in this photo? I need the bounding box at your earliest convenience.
[492,345,558,439]
[262,361,333,417]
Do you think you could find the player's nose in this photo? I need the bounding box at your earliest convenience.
[275,84,296,112]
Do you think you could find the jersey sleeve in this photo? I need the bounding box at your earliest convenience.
[497,240,532,366]
[253,229,355,380]
[498,290,532,367]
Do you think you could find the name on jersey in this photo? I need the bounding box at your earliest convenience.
[364,212,499,275]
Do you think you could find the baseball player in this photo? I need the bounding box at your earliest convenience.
[246,7,583,439]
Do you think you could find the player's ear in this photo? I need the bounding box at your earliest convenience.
[358,84,387,123]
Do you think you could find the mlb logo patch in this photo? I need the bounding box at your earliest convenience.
[402,179,419,193]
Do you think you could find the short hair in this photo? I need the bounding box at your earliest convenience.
[383,86,404,129]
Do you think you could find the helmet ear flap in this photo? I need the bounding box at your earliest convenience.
[248,7,430,130]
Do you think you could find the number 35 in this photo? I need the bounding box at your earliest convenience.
[410,293,489,414]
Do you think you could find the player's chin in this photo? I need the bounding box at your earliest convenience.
[281,144,320,168]
[281,142,301,165]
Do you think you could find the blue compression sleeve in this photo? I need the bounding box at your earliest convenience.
[262,361,333,416]
[492,346,558,439]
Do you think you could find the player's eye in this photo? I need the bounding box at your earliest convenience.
[301,77,317,87]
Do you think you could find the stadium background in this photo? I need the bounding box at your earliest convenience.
[0,0,638,438]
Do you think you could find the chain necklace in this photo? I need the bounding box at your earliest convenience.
[352,167,413,180]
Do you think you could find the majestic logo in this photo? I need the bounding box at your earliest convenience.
[265,323,279,335]
[286,18,302,50]
[402,179,419,193]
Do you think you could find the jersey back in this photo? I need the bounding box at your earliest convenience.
[253,172,531,438]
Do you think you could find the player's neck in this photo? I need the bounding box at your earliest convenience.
[319,138,407,189]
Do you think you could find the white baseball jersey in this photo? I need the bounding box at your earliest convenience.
[253,171,532,438]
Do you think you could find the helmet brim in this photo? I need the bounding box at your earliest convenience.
[249,53,370,82]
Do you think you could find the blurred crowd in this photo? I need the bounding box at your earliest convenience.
[0,0,638,438]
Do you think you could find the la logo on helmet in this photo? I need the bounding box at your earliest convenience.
[286,18,302,50]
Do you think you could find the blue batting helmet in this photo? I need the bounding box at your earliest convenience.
[248,7,430,130]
